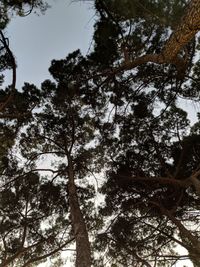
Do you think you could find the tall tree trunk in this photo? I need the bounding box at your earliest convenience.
[161,0,200,63]
[67,156,91,267]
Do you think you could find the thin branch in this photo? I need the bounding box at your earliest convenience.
[0,168,60,189]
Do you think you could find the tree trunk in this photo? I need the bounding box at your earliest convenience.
[161,0,200,63]
[67,156,91,267]
[107,0,200,76]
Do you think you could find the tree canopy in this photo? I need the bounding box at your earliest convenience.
[1,0,200,267]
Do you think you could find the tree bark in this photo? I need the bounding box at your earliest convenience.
[165,209,200,267]
[67,156,91,267]
[104,0,200,76]
[161,0,200,63]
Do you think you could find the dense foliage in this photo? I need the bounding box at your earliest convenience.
[1,0,200,267]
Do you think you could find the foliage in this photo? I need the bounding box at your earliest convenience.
[1,0,200,267]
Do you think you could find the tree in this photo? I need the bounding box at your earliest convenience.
[0,165,73,267]
[19,50,104,267]
[95,103,200,266]
[86,1,200,266]
[0,85,74,267]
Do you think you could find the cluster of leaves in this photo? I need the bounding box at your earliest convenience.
[1,0,200,267]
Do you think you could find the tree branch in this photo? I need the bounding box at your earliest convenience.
[0,30,17,112]
[101,0,200,78]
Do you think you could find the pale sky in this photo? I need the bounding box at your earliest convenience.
[3,1,195,266]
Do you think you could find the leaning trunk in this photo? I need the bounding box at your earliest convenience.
[111,0,200,75]
[161,0,200,63]
[67,156,91,267]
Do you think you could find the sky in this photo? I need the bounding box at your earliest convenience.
[3,1,196,266]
